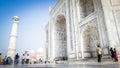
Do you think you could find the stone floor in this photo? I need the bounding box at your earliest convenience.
[0,62,120,68]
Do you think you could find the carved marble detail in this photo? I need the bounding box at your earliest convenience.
[81,19,99,57]
[54,15,67,58]
[115,10,120,25]
[79,0,94,18]
[110,0,120,6]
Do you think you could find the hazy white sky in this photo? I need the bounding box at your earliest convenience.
[0,0,56,56]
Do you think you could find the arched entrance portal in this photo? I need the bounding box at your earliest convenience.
[54,15,68,60]
[83,25,100,58]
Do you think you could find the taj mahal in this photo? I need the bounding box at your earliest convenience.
[45,0,120,61]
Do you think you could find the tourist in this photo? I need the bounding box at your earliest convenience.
[96,45,102,62]
[7,56,13,65]
[114,48,118,62]
[0,53,3,65]
[14,53,20,65]
[110,47,114,61]
[26,54,30,64]
[22,54,25,64]
[4,56,7,65]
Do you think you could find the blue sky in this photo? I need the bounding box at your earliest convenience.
[0,0,56,56]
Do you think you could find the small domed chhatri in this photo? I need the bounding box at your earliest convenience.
[13,16,19,21]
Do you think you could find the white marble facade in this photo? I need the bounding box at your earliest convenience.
[45,0,120,61]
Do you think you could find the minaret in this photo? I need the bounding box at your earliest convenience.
[7,16,19,60]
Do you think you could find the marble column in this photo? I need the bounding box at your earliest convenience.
[72,0,79,60]
[66,0,74,58]
[76,0,81,22]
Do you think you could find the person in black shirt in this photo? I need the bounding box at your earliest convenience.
[14,53,19,65]
[110,47,114,61]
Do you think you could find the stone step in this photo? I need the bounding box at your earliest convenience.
[54,57,120,64]
[68,57,114,64]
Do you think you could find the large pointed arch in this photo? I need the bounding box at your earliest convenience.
[53,14,68,60]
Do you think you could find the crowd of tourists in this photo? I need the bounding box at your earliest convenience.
[0,53,30,65]
[96,45,119,62]
[13,53,30,65]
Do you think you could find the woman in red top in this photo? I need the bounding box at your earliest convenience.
[114,48,118,62]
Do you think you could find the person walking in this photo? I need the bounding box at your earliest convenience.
[110,47,114,61]
[96,45,102,62]
[14,53,20,65]
[114,48,118,62]
[21,54,25,64]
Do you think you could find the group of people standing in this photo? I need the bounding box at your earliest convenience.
[0,53,30,65]
[110,47,118,62]
[21,54,30,64]
[0,53,12,65]
[14,53,30,65]
[96,45,119,62]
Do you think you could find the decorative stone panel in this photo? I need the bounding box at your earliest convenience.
[80,18,99,57]
[115,10,120,24]
[114,10,120,55]
[110,0,120,6]
[79,0,94,18]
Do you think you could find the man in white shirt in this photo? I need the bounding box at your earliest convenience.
[22,54,25,64]
[26,54,30,64]
[96,45,102,62]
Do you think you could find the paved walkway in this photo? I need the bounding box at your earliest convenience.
[0,62,120,68]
